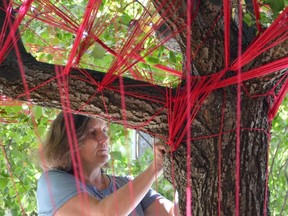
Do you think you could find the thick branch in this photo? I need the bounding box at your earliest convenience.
[0,55,169,135]
[0,0,172,135]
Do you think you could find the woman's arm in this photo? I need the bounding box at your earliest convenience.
[55,142,166,216]
[144,197,180,216]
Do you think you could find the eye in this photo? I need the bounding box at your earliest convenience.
[88,129,97,136]
[103,127,109,135]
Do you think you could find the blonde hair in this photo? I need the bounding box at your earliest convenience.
[41,112,91,172]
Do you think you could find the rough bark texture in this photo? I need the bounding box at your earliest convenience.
[0,0,287,215]
[0,54,169,134]
[164,87,272,215]
[156,0,288,215]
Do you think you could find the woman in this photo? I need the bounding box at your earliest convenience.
[36,112,178,215]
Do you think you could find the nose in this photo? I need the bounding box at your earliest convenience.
[98,130,109,146]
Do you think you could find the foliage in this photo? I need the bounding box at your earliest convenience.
[18,0,182,86]
[0,0,287,215]
[242,0,288,27]
[0,105,58,215]
[269,96,288,216]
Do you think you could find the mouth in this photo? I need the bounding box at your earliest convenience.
[96,149,109,155]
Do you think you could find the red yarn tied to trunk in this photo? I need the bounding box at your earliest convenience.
[0,0,287,215]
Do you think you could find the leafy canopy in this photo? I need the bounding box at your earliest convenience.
[0,0,287,215]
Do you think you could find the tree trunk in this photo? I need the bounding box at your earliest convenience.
[0,0,287,215]
[164,87,271,215]
[154,1,287,214]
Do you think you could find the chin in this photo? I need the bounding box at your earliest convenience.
[97,154,110,163]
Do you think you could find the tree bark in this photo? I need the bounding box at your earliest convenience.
[0,54,169,135]
[0,0,287,215]
[155,0,287,215]
[164,87,272,215]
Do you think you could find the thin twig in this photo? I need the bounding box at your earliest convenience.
[5,140,27,189]
[0,140,26,216]
[280,177,288,216]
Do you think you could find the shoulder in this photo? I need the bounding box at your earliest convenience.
[37,170,87,215]
[38,170,74,184]
[38,170,76,189]
[37,169,87,193]
[38,169,70,180]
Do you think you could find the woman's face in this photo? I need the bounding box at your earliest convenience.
[79,118,110,171]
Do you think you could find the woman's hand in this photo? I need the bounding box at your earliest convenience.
[152,141,167,178]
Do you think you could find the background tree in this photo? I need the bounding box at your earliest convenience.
[0,0,287,215]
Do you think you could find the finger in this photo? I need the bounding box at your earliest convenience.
[154,144,166,154]
[155,141,169,153]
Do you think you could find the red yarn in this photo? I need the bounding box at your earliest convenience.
[0,1,287,215]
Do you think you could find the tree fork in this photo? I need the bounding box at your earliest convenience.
[0,0,288,215]
[154,0,286,215]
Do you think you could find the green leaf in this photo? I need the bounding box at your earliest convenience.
[169,51,177,63]
[91,43,107,58]
[33,106,43,119]
[110,151,122,160]
[120,13,132,25]
[37,126,47,137]
[145,56,159,65]
[243,13,254,27]
[268,0,285,14]
[0,178,9,190]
